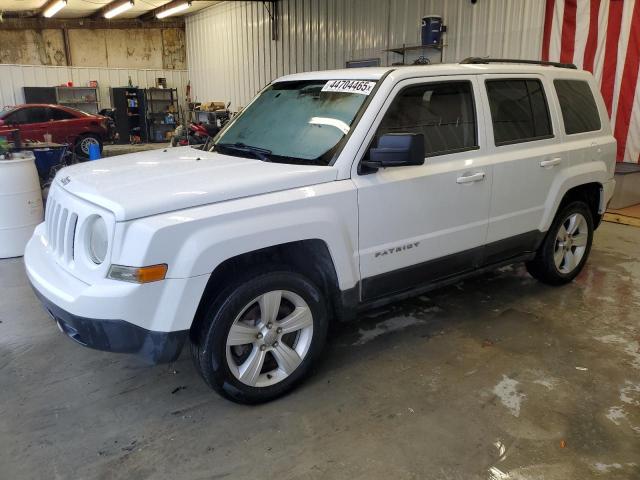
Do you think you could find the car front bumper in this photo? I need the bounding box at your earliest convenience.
[24,226,209,364]
[32,287,187,364]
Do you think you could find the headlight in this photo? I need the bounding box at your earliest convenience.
[87,216,108,264]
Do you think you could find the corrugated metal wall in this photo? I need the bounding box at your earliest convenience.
[186,0,545,108]
[0,64,188,110]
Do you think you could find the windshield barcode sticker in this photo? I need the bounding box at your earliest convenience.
[321,80,375,95]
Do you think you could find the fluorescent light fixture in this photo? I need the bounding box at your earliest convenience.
[104,0,134,19]
[42,0,67,18]
[156,1,191,19]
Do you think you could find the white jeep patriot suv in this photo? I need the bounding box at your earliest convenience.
[25,59,616,403]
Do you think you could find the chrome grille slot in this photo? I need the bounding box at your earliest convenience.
[45,197,57,244]
[50,203,62,251]
[57,208,68,257]
[64,213,78,262]
[44,190,78,264]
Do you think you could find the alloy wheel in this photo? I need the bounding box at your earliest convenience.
[225,290,314,388]
[80,136,99,155]
[553,212,588,274]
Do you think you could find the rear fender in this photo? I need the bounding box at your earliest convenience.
[540,161,609,232]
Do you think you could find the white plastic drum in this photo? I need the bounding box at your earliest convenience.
[0,152,44,258]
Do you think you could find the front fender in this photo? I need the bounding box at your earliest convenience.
[113,180,360,292]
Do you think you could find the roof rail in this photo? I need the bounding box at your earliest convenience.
[460,57,577,70]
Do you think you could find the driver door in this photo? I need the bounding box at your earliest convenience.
[352,76,493,301]
[15,106,49,142]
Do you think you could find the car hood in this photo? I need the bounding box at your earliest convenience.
[57,147,339,221]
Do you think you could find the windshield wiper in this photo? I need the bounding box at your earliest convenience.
[215,142,272,161]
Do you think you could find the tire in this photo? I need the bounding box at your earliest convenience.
[75,134,103,157]
[526,201,594,285]
[191,269,329,404]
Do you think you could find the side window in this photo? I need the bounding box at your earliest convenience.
[4,109,29,124]
[24,107,49,124]
[554,79,601,134]
[486,79,553,145]
[376,81,478,157]
[48,108,75,121]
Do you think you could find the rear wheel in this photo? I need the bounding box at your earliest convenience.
[191,269,328,404]
[75,134,102,157]
[526,201,594,285]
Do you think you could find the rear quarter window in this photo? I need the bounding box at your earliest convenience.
[553,79,601,134]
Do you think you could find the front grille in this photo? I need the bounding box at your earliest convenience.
[45,195,78,263]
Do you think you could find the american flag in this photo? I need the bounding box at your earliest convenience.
[542,0,640,163]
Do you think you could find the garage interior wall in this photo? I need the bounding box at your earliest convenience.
[0,64,188,110]
[186,0,545,108]
[0,28,186,70]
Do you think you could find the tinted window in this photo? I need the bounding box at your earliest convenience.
[486,79,552,145]
[377,81,477,156]
[22,107,49,124]
[48,108,75,121]
[2,109,29,124]
[554,80,601,134]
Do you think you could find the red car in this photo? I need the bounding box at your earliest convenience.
[0,104,111,157]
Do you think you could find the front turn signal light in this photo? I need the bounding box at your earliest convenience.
[108,264,168,283]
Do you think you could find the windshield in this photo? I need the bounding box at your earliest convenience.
[210,79,376,165]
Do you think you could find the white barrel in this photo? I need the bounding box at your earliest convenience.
[0,152,44,258]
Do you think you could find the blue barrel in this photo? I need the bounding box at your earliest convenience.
[88,143,101,160]
[421,15,442,45]
[33,147,66,180]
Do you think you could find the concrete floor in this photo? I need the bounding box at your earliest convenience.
[1,222,639,480]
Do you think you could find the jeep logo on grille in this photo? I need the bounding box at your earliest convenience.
[60,176,71,186]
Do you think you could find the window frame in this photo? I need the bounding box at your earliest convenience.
[372,79,480,158]
[552,78,602,135]
[485,77,555,147]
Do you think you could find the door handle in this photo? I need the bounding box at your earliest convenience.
[540,157,562,168]
[456,172,485,184]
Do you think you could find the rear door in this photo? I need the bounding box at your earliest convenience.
[17,106,50,142]
[478,74,564,264]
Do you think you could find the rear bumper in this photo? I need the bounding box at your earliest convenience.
[32,286,187,364]
[601,178,616,212]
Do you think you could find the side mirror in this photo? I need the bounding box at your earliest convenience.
[363,133,425,171]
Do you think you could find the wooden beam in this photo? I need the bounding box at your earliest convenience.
[0,17,185,30]
[62,27,72,65]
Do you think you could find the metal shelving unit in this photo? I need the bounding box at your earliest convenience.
[110,87,148,144]
[146,88,179,143]
[383,43,445,65]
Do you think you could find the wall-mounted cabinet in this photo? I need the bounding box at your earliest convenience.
[23,86,100,114]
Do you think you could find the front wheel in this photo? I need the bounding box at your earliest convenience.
[191,270,328,404]
[526,201,594,285]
